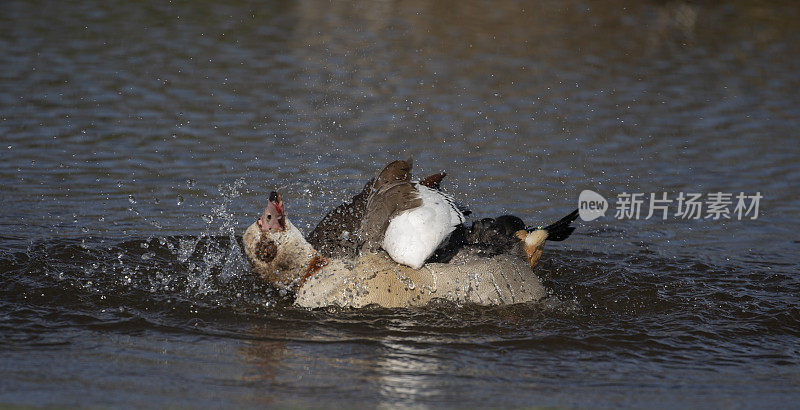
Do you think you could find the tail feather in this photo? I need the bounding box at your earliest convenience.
[527,209,579,241]
[418,171,446,190]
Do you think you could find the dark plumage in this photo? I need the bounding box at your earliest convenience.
[373,158,413,188]
[418,171,446,189]
[428,214,526,263]
[532,209,579,241]
[307,160,578,264]
[428,211,579,264]
[466,215,525,254]
[306,177,373,259]
[357,159,422,252]
[307,159,448,259]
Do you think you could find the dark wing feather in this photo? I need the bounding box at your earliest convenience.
[306,178,374,259]
[358,181,422,251]
[418,171,446,189]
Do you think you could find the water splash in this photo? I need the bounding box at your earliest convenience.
[183,177,251,296]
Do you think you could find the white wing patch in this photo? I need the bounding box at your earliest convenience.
[381,184,465,269]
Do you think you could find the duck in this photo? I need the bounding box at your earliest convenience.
[243,192,577,308]
[242,160,579,308]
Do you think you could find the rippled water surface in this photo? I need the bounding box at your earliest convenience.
[2,0,799,407]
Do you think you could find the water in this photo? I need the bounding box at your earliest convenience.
[2,0,799,407]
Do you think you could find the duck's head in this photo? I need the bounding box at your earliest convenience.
[243,191,315,288]
[258,191,286,233]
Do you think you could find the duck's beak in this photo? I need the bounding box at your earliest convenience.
[258,191,286,233]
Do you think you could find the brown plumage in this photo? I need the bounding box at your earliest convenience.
[418,171,446,190]
[372,158,413,190]
[307,159,445,259]
[357,159,422,252]
[306,177,373,259]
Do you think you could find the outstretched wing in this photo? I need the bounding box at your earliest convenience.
[359,181,422,251]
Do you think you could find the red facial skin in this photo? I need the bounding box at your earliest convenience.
[258,191,286,233]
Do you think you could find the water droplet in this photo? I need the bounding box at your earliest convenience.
[176,194,184,205]
[186,179,196,188]
[128,195,136,204]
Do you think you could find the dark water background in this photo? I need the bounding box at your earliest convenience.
[2,0,800,407]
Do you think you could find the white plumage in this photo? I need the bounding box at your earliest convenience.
[381,184,465,269]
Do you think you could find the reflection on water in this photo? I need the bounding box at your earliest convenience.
[239,326,446,407]
[376,339,442,406]
[1,0,799,407]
